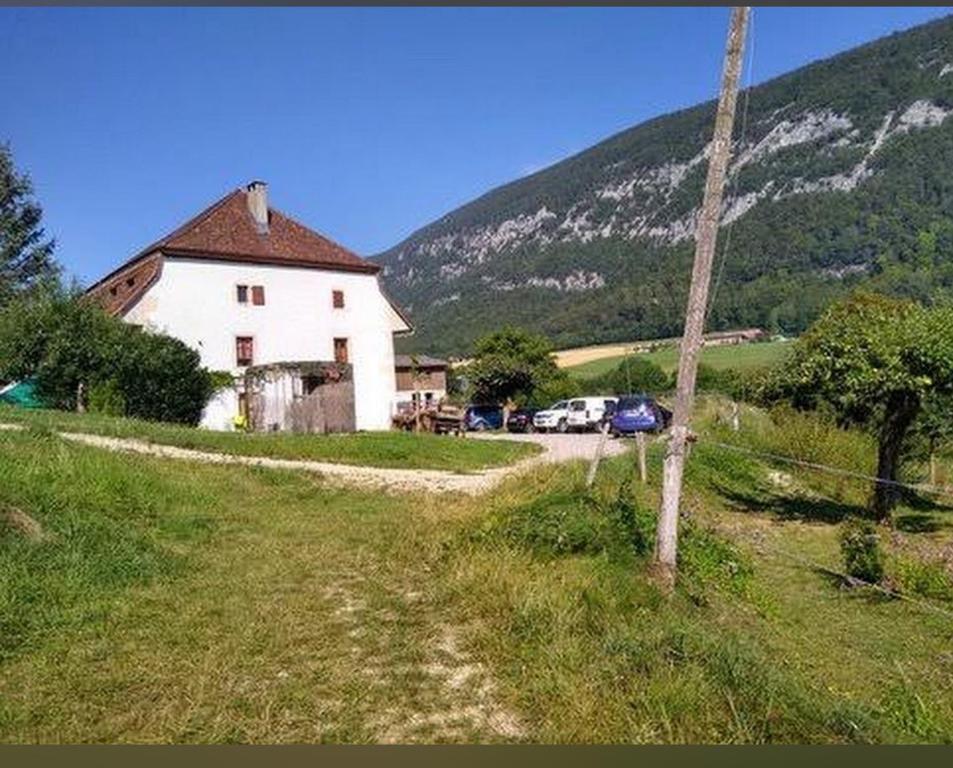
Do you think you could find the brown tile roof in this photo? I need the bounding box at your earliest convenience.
[87,185,379,301]
[144,187,379,273]
[86,184,397,318]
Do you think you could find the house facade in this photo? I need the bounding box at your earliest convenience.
[87,181,412,431]
[393,354,448,412]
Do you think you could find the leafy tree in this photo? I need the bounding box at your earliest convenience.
[0,144,59,306]
[467,326,572,412]
[760,292,953,520]
[909,393,953,485]
[0,288,213,425]
[583,356,670,396]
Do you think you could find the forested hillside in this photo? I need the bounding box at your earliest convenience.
[376,15,953,356]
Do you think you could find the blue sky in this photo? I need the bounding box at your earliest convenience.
[1,6,950,285]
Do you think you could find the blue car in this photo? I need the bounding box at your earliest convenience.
[465,404,504,431]
[610,395,671,436]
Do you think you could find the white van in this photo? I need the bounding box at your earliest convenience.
[566,397,618,432]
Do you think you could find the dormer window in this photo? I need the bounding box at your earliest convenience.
[333,289,345,309]
[236,285,248,304]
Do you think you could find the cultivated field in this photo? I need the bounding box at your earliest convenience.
[564,339,793,379]
[2,397,951,743]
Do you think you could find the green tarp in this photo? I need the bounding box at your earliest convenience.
[0,379,43,409]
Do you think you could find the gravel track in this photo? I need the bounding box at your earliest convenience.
[1,422,627,495]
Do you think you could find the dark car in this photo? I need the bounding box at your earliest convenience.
[506,408,538,433]
[610,395,672,436]
[465,404,504,431]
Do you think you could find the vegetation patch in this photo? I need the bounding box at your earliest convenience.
[0,405,539,472]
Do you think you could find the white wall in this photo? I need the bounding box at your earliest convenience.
[125,256,406,431]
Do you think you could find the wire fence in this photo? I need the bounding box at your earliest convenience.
[619,424,953,621]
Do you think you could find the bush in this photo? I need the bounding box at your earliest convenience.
[0,290,213,425]
[475,480,752,595]
[839,518,885,583]
[581,356,670,396]
[487,491,607,556]
[894,558,953,602]
[87,378,125,416]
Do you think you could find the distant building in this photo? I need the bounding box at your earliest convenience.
[701,328,768,346]
[86,181,413,431]
[393,355,448,412]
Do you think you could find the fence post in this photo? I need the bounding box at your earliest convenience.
[586,421,611,489]
[636,431,647,484]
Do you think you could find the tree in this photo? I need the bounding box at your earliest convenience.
[0,288,213,425]
[910,393,953,486]
[583,356,670,396]
[0,144,59,306]
[467,326,571,415]
[761,292,953,520]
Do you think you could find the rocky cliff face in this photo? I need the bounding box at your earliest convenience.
[377,16,953,355]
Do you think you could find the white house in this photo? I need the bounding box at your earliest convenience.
[86,181,412,431]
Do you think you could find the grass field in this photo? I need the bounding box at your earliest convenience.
[565,340,793,379]
[2,398,952,743]
[0,405,538,473]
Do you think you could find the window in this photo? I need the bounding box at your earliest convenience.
[236,285,248,304]
[333,337,349,364]
[236,336,254,367]
[252,285,265,306]
[332,289,345,309]
[126,276,136,287]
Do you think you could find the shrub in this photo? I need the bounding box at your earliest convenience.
[839,518,885,583]
[894,558,953,602]
[0,290,213,425]
[87,378,125,416]
[581,356,670,396]
[489,491,607,556]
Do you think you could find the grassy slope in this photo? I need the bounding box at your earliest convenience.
[0,405,537,473]
[566,340,793,379]
[1,402,951,743]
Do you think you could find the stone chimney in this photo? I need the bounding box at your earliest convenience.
[246,181,269,234]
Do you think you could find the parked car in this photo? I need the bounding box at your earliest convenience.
[610,395,672,436]
[506,408,538,433]
[464,404,504,431]
[566,396,618,432]
[532,400,572,433]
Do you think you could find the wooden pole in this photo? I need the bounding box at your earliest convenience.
[654,7,749,593]
[586,421,611,489]
[637,432,647,484]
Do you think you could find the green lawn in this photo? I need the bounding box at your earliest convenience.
[566,339,793,379]
[1,401,952,743]
[0,405,538,473]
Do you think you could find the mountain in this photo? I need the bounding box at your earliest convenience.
[376,16,953,357]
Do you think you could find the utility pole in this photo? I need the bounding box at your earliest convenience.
[654,7,750,592]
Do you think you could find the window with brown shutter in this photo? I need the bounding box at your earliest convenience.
[236,336,254,367]
[333,337,349,364]
[236,285,248,304]
[332,289,345,309]
[251,285,265,305]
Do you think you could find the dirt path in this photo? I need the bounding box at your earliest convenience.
[0,422,627,495]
